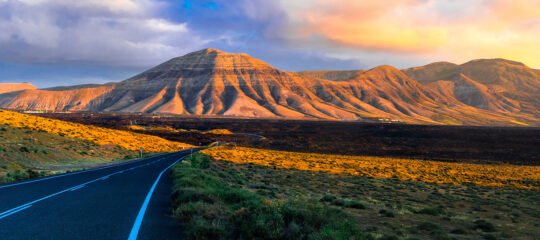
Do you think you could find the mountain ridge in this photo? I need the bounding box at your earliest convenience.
[403,58,540,115]
[0,82,37,94]
[1,49,539,126]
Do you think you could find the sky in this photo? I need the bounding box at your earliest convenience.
[0,0,539,88]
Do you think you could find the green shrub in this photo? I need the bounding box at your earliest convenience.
[379,209,395,217]
[188,153,211,169]
[483,234,497,240]
[26,169,41,179]
[473,220,496,232]
[450,228,468,234]
[417,222,441,232]
[344,200,367,209]
[320,194,337,202]
[321,195,366,209]
[5,170,29,181]
[19,146,30,153]
[417,206,445,216]
[332,198,347,206]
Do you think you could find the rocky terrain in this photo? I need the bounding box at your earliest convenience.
[0,83,36,94]
[1,48,539,126]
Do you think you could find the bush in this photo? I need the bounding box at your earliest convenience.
[417,206,445,216]
[5,170,29,181]
[379,209,395,217]
[345,200,367,209]
[417,222,441,232]
[19,146,30,153]
[320,194,337,202]
[473,220,496,232]
[26,169,41,179]
[450,228,468,234]
[188,153,211,169]
[483,234,497,240]
[332,198,347,206]
[320,195,367,209]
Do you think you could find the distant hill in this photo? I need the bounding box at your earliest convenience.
[403,59,540,114]
[297,70,365,81]
[0,49,539,126]
[0,83,36,94]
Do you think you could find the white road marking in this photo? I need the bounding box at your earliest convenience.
[127,156,187,240]
[0,155,176,221]
[0,153,170,190]
[0,205,32,219]
[69,185,85,191]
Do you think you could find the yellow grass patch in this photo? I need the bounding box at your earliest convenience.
[0,110,192,152]
[203,146,540,189]
[203,129,234,135]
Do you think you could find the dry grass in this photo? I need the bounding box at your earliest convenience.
[174,153,540,239]
[0,110,192,152]
[203,146,540,189]
[203,129,234,135]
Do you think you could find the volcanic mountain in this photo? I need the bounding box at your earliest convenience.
[0,48,539,126]
[0,83,36,94]
[403,59,540,114]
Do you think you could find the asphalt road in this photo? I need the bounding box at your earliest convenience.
[0,150,193,240]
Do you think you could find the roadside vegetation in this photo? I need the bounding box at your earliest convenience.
[0,124,137,183]
[0,110,192,183]
[171,153,365,239]
[172,151,540,239]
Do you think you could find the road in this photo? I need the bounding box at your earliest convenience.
[0,150,194,240]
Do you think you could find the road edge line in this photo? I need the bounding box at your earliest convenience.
[0,152,172,189]
[127,155,187,240]
[0,154,175,221]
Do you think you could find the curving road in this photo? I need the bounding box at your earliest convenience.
[0,150,194,240]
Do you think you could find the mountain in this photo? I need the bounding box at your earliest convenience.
[403,59,540,114]
[0,85,114,112]
[0,49,539,126]
[0,83,36,94]
[297,70,365,81]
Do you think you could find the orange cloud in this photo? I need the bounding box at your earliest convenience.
[280,0,540,67]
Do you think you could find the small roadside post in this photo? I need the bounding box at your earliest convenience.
[139,147,143,158]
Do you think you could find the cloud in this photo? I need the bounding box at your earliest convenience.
[0,0,209,67]
[270,0,540,67]
[1,0,539,78]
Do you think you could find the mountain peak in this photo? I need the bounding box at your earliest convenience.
[159,48,275,71]
[0,82,37,94]
[370,65,400,71]
[193,48,227,55]
[185,48,252,58]
[127,48,280,81]
[203,47,223,52]
[462,58,527,67]
[366,65,405,75]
